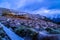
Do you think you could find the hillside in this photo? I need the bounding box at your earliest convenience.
[0,8,60,40]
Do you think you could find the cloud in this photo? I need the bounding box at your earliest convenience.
[33,8,60,14]
[0,0,44,10]
[9,0,44,9]
[0,0,60,19]
[16,0,60,12]
[0,0,60,10]
[0,2,11,9]
[0,0,60,16]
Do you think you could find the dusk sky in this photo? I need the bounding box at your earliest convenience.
[0,0,60,17]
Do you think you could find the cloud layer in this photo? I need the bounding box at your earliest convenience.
[0,0,60,17]
[1,0,60,10]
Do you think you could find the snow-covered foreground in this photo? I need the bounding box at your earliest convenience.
[0,23,24,40]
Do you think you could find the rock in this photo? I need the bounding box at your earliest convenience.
[42,35,59,40]
[15,26,38,38]
[45,27,60,34]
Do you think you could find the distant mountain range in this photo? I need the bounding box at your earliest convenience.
[0,8,60,24]
[47,14,60,24]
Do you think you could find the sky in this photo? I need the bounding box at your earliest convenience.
[0,0,60,17]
